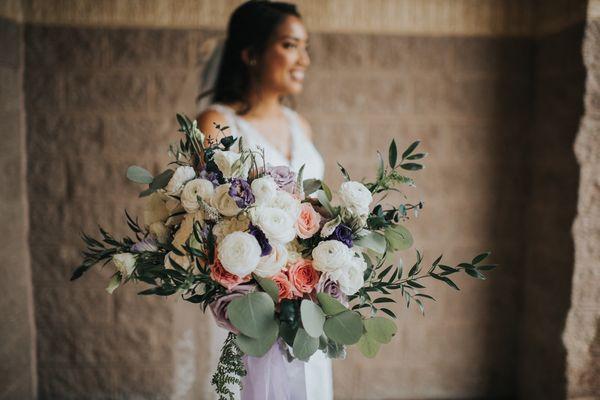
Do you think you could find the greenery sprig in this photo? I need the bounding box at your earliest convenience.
[212,332,247,400]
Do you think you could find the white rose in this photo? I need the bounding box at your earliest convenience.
[254,242,288,277]
[269,190,301,219]
[311,240,352,273]
[212,215,250,243]
[251,206,296,244]
[149,222,170,243]
[338,181,372,216]
[172,212,203,252]
[211,184,241,217]
[217,231,262,277]
[251,176,278,205]
[165,166,196,195]
[143,193,169,226]
[112,253,137,278]
[164,251,191,270]
[181,179,214,213]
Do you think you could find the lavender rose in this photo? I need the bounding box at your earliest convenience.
[327,223,353,248]
[228,178,255,208]
[209,284,255,332]
[316,274,348,306]
[266,165,296,194]
[131,237,158,253]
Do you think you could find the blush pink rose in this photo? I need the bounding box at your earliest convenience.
[272,271,294,302]
[288,259,321,296]
[210,257,250,290]
[296,203,322,239]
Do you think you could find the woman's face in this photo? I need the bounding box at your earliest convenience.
[254,16,310,96]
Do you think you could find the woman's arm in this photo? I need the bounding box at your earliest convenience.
[197,109,230,147]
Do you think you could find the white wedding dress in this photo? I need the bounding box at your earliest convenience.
[207,103,332,400]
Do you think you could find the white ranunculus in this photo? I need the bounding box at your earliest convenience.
[254,242,288,277]
[251,206,296,244]
[269,190,301,219]
[329,256,365,296]
[311,240,352,273]
[149,222,170,243]
[212,215,250,243]
[251,176,278,205]
[181,178,214,213]
[211,184,241,217]
[143,193,169,226]
[164,251,191,270]
[338,181,373,216]
[165,166,196,195]
[217,231,262,277]
[113,253,137,278]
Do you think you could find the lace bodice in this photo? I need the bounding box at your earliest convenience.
[207,103,325,181]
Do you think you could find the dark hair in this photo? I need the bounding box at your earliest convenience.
[200,1,301,113]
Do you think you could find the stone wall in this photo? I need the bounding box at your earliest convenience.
[563,1,600,398]
[0,15,36,400]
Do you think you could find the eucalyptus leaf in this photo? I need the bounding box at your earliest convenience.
[293,328,319,361]
[253,274,279,303]
[235,320,279,357]
[228,292,276,338]
[316,293,348,316]
[323,311,363,345]
[300,300,326,338]
[303,179,322,196]
[363,317,397,344]
[384,224,413,251]
[358,333,381,358]
[355,231,387,254]
[127,166,154,184]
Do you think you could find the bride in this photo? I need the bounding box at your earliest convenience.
[197,2,331,399]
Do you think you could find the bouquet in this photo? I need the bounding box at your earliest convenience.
[72,114,496,399]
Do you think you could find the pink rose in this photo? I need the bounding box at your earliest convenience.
[296,203,321,239]
[272,271,294,302]
[288,259,320,296]
[210,257,250,290]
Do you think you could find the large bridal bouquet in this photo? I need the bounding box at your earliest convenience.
[72,115,496,399]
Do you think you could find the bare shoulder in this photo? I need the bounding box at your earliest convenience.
[294,112,313,141]
[197,109,229,147]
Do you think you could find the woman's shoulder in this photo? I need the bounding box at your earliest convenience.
[197,105,233,145]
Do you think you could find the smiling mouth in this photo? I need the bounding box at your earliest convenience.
[290,70,305,82]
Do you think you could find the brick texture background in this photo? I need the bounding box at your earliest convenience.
[0,16,36,400]
[0,1,598,399]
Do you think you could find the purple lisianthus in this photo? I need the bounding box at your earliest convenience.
[131,237,158,253]
[228,178,255,208]
[209,284,255,333]
[328,224,353,248]
[198,169,222,186]
[316,274,348,306]
[248,223,272,257]
[266,165,296,194]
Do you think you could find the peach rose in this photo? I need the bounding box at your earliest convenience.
[210,257,250,290]
[288,259,320,296]
[272,271,294,302]
[296,203,321,239]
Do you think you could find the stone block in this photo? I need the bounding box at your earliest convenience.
[310,33,369,70]
[367,34,411,70]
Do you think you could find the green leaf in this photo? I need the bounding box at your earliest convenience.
[280,321,299,347]
[430,273,460,290]
[406,153,426,160]
[389,139,398,168]
[364,317,397,344]
[337,162,351,181]
[236,321,279,357]
[323,311,363,345]
[321,182,333,202]
[358,334,381,358]
[376,151,385,181]
[400,163,423,171]
[300,300,326,338]
[253,274,279,303]
[380,308,397,318]
[303,179,322,196]
[477,264,498,271]
[317,190,335,216]
[106,273,122,294]
[355,231,387,254]
[465,268,486,280]
[471,251,491,265]
[384,224,413,251]
[228,292,276,338]
[150,169,175,190]
[127,166,153,184]
[293,328,319,361]
[317,293,348,316]
[401,140,420,159]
